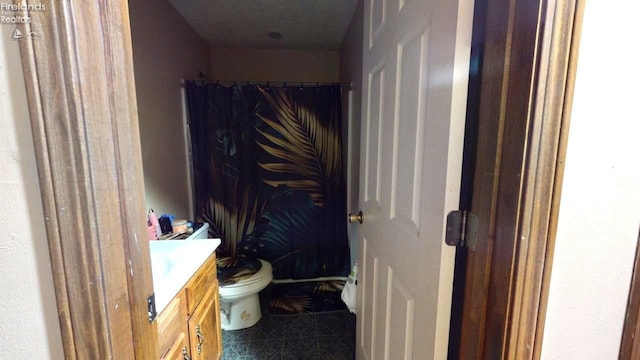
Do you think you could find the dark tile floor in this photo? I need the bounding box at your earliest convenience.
[221,310,356,360]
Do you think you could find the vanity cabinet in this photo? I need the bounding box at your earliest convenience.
[157,252,222,360]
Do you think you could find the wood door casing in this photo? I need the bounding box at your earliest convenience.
[455,0,584,358]
[16,1,157,358]
[620,230,640,359]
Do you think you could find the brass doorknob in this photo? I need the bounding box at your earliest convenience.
[348,211,363,224]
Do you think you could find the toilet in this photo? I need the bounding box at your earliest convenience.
[217,257,273,330]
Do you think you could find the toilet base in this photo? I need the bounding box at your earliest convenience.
[220,293,262,331]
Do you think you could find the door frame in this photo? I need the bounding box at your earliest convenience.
[454,0,585,358]
[620,229,640,359]
[16,1,157,359]
[16,0,581,358]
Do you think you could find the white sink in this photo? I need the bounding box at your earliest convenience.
[149,238,221,313]
[149,241,182,282]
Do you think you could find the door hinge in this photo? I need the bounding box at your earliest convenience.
[147,293,157,322]
[445,210,478,251]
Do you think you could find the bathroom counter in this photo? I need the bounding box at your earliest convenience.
[149,238,221,314]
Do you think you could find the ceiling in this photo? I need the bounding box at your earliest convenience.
[168,0,359,51]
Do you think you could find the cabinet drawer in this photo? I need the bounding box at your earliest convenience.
[160,332,190,360]
[157,290,188,358]
[185,252,217,314]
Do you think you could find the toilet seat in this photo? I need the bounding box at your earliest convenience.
[217,256,263,286]
[218,259,272,300]
[220,260,272,288]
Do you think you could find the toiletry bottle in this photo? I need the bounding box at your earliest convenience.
[148,208,163,238]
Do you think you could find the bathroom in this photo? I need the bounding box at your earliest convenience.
[129,0,362,358]
[8,0,640,358]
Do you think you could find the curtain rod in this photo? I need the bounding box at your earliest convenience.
[190,80,352,89]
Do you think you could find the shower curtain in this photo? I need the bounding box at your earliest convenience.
[185,82,350,280]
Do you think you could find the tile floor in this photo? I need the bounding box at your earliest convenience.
[221,310,356,360]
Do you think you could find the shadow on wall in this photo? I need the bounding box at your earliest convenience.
[0,25,64,358]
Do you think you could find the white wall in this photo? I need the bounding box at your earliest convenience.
[540,1,640,358]
[339,0,364,267]
[129,0,211,219]
[210,47,340,83]
[0,26,64,359]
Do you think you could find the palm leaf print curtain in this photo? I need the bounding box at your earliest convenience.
[186,83,350,280]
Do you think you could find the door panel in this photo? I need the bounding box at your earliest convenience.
[391,27,429,230]
[361,243,379,359]
[388,278,416,359]
[364,65,385,207]
[357,0,474,358]
[369,0,387,47]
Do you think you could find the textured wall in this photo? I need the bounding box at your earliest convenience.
[0,26,64,359]
[210,47,340,83]
[129,0,211,219]
[541,1,640,358]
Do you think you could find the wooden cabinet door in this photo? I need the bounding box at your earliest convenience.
[210,285,222,359]
[188,284,222,360]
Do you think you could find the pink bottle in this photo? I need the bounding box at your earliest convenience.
[147,223,158,240]
[148,209,163,239]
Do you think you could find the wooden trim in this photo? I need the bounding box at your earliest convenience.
[508,0,585,356]
[458,0,540,354]
[17,1,157,358]
[620,230,640,359]
[457,0,512,355]
[456,0,583,358]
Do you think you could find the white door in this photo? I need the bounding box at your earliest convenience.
[356,0,474,358]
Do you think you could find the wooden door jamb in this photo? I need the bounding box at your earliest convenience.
[16,1,158,358]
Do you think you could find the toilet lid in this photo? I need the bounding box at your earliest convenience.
[217,257,263,287]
